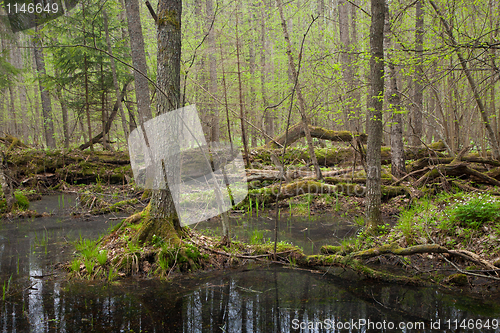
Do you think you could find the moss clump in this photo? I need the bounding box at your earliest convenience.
[158,9,180,29]
[444,273,468,286]
[133,203,181,247]
[251,242,304,256]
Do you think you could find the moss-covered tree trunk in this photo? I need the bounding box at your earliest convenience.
[135,0,182,246]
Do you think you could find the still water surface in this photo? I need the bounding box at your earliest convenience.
[1,195,500,332]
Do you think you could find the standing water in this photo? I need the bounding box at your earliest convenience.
[1,194,500,332]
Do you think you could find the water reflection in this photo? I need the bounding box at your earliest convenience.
[1,195,500,332]
[3,265,500,332]
[195,214,360,255]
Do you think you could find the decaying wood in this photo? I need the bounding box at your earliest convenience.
[415,162,500,187]
[407,156,500,173]
[247,180,407,205]
[349,243,449,259]
[0,135,29,151]
[297,253,428,286]
[300,243,499,285]
[246,167,365,182]
[252,143,446,167]
[263,123,367,148]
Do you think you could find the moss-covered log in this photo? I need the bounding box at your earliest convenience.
[349,243,449,259]
[264,123,367,148]
[8,149,131,186]
[297,254,427,286]
[251,143,447,167]
[247,180,407,205]
[0,134,29,151]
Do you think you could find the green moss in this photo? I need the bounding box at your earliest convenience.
[445,273,468,286]
[251,242,304,256]
[133,203,181,246]
[320,245,342,254]
[158,9,180,28]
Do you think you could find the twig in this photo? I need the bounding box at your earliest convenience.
[439,254,500,281]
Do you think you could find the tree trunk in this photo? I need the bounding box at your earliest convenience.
[350,0,362,132]
[276,0,322,180]
[365,0,385,231]
[125,0,152,126]
[32,26,56,149]
[8,86,18,136]
[135,0,183,244]
[0,153,16,211]
[409,0,424,146]
[54,86,70,148]
[103,10,129,140]
[206,0,219,143]
[429,0,500,160]
[384,2,405,178]
[338,0,356,131]
[235,11,250,167]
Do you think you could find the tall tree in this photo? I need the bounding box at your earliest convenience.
[384,2,405,178]
[365,0,385,230]
[276,0,322,180]
[125,0,152,126]
[206,0,219,142]
[32,26,56,148]
[409,0,424,146]
[135,0,183,244]
[338,0,355,131]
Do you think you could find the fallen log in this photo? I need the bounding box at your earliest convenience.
[349,243,449,260]
[407,155,500,173]
[415,162,500,187]
[247,180,407,205]
[264,123,367,148]
[301,243,499,285]
[246,167,364,182]
[297,254,428,286]
[251,142,447,167]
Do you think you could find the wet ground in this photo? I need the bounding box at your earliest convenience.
[1,194,500,332]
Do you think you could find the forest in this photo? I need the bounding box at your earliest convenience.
[2,0,500,331]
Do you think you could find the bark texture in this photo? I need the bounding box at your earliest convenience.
[125,0,152,125]
[365,0,385,231]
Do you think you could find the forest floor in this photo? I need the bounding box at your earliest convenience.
[3,139,500,296]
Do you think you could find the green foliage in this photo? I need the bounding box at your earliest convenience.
[14,192,29,210]
[249,229,264,244]
[70,259,81,274]
[450,195,500,229]
[97,250,108,266]
[0,50,20,89]
[75,238,99,260]
[84,258,95,276]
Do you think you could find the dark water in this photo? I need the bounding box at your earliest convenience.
[194,213,359,255]
[1,195,500,332]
